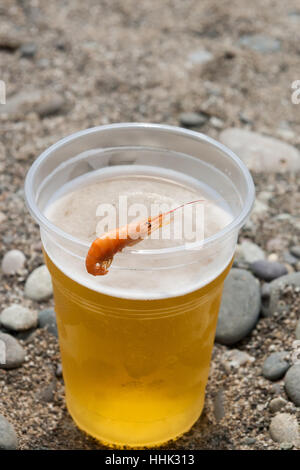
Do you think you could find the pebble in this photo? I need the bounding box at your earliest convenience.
[0,212,6,224]
[269,397,287,412]
[243,437,256,445]
[1,249,26,275]
[269,413,299,444]
[238,34,281,53]
[296,320,300,340]
[235,240,265,264]
[290,246,300,259]
[0,414,18,450]
[251,199,269,217]
[55,363,63,378]
[222,349,254,373]
[265,272,300,316]
[266,237,286,252]
[36,95,66,118]
[250,260,288,282]
[215,269,261,345]
[38,308,57,337]
[262,352,290,381]
[25,265,53,301]
[0,33,21,51]
[283,251,298,266]
[0,304,37,331]
[20,42,37,58]
[219,128,300,173]
[0,332,25,369]
[188,49,213,65]
[213,389,225,422]
[284,364,300,406]
[179,112,207,128]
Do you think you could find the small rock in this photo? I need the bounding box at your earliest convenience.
[36,95,65,118]
[222,349,254,373]
[270,383,283,395]
[210,116,224,129]
[213,389,225,422]
[0,212,6,224]
[219,128,300,173]
[38,308,57,337]
[20,42,37,58]
[265,273,300,316]
[243,437,256,445]
[283,251,298,266]
[296,320,300,340]
[0,33,21,51]
[235,240,265,264]
[215,269,261,345]
[269,413,299,444]
[290,246,300,259]
[266,237,286,252]
[258,191,273,202]
[250,260,288,282]
[238,34,281,53]
[25,265,53,301]
[0,332,25,369]
[0,414,18,450]
[251,199,269,216]
[269,397,287,412]
[36,380,56,403]
[55,363,63,378]
[1,249,26,275]
[280,442,294,450]
[0,304,37,331]
[188,49,213,65]
[179,112,207,128]
[285,364,300,406]
[262,352,290,381]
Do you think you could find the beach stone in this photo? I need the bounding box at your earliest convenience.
[0,33,21,51]
[266,237,286,252]
[284,364,300,406]
[213,389,225,422]
[38,308,57,337]
[222,349,254,373]
[235,240,265,264]
[269,397,287,412]
[296,320,300,340]
[25,265,53,301]
[1,249,26,275]
[0,414,18,450]
[179,112,207,128]
[0,332,25,369]
[265,273,300,316]
[20,42,37,57]
[56,363,63,378]
[283,251,298,266]
[269,413,299,444]
[238,34,281,53]
[290,246,300,259]
[0,304,37,331]
[250,260,288,282]
[36,95,65,118]
[215,269,261,345]
[219,128,300,173]
[251,199,269,216]
[262,352,290,381]
[188,49,213,65]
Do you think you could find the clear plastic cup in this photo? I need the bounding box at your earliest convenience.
[25,123,255,447]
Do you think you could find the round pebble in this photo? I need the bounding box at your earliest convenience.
[0,304,38,331]
[215,269,261,345]
[269,413,299,444]
[238,34,281,53]
[284,364,300,406]
[235,240,265,264]
[38,308,57,337]
[0,332,25,369]
[290,246,300,259]
[262,351,290,381]
[222,349,254,373]
[25,265,53,301]
[269,397,287,412]
[250,260,288,281]
[179,112,207,128]
[1,249,26,275]
[283,251,298,266]
[0,414,18,450]
[20,42,37,58]
[266,272,300,316]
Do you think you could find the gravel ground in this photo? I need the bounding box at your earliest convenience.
[0,0,300,450]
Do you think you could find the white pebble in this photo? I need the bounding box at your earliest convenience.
[24,265,53,301]
[0,304,37,331]
[1,250,26,275]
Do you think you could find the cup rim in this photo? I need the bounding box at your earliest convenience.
[25,122,255,257]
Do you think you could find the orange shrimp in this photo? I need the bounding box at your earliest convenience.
[85,200,203,276]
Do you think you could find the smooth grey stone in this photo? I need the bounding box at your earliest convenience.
[179,112,207,128]
[250,260,288,282]
[290,246,300,259]
[0,304,37,331]
[269,397,287,412]
[38,308,57,337]
[283,251,298,266]
[265,273,300,316]
[284,364,300,406]
[269,413,299,444]
[215,269,261,345]
[262,352,290,381]
[0,414,18,450]
[235,240,265,264]
[188,49,213,64]
[213,389,225,422]
[0,332,25,369]
[239,34,281,53]
[20,43,37,57]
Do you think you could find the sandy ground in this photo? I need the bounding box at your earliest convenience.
[0,0,300,450]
